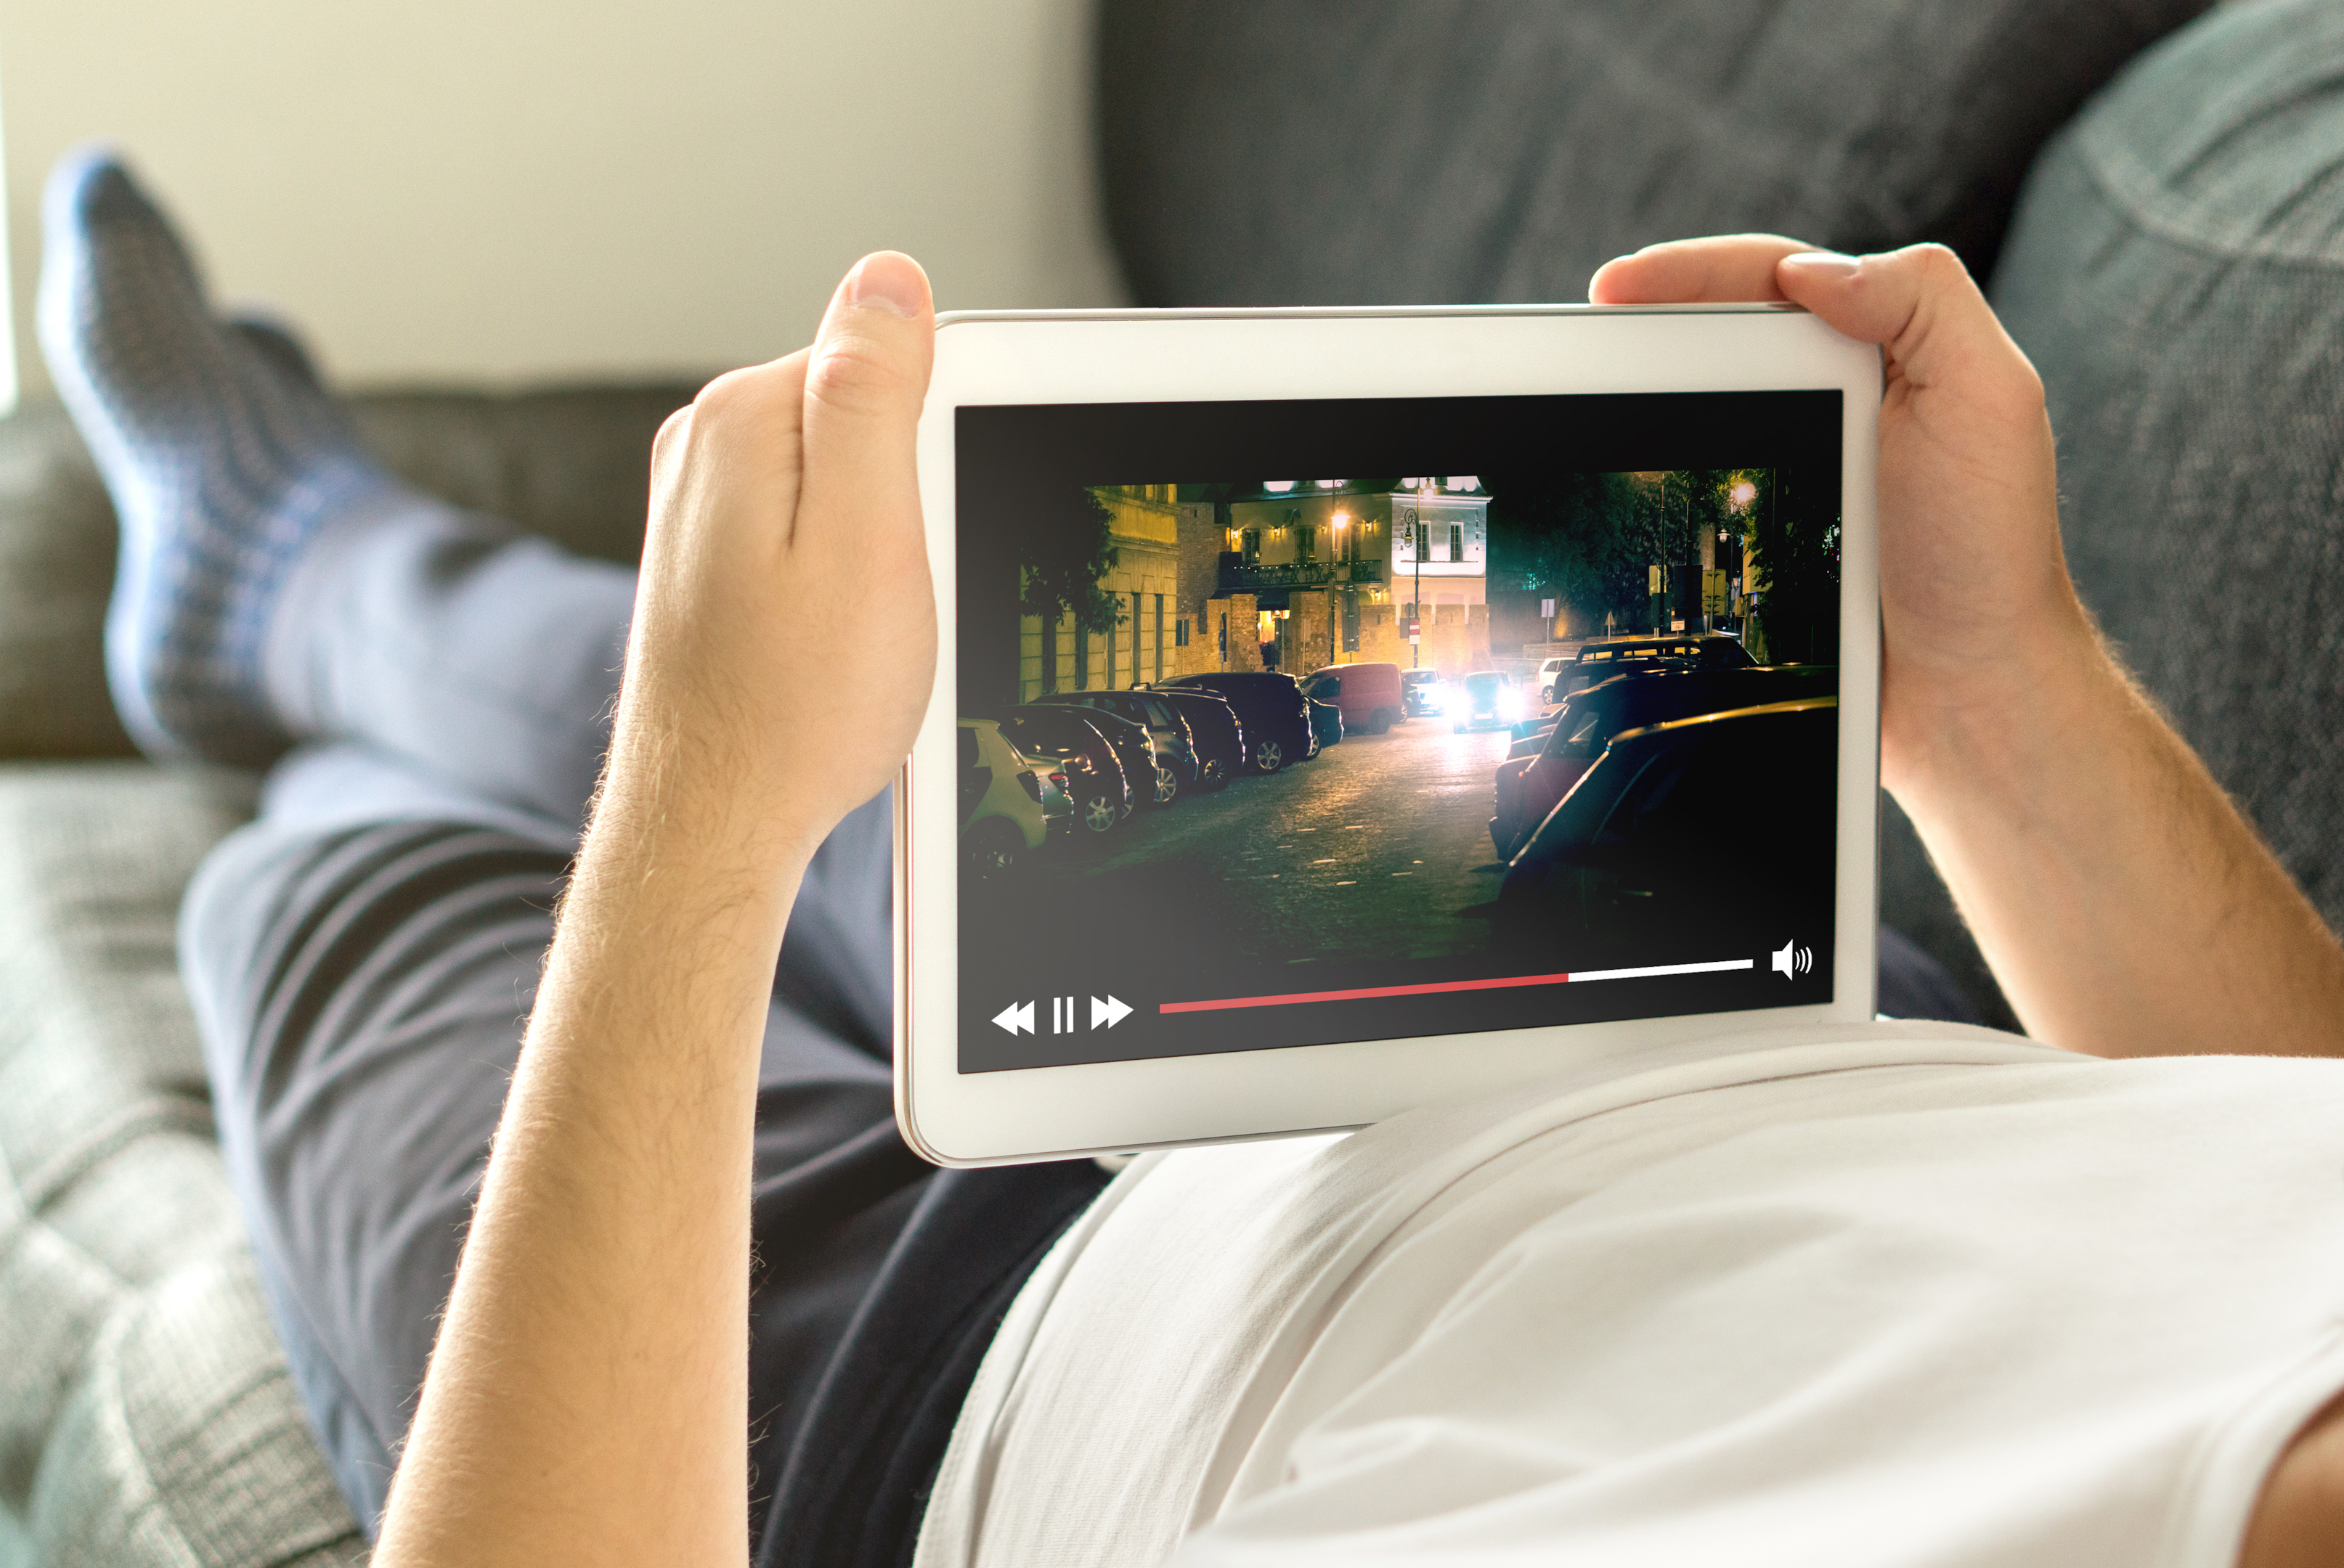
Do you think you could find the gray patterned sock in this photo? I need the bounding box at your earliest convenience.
[37,145,408,766]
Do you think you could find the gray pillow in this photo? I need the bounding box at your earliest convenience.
[1100,0,2211,308]
[1989,0,2344,947]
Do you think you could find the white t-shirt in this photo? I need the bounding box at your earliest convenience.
[915,1023,2344,1568]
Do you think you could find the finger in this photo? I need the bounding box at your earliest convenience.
[1589,234,1819,305]
[1775,244,2040,404]
[796,251,936,552]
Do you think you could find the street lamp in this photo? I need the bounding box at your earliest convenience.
[1330,511,1351,665]
[1413,481,1433,669]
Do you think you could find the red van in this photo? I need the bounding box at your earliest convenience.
[1301,662,1407,735]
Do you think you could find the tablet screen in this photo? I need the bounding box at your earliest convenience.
[955,392,1842,1072]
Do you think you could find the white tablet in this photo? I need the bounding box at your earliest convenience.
[898,303,1881,1167]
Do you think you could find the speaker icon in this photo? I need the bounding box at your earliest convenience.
[1770,940,1815,979]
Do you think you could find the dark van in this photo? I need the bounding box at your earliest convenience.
[1302,662,1407,735]
[1163,672,1314,774]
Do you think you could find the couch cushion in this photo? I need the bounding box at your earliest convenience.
[29,1251,364,1568]
[0,384,693,762]
[0,762,253,1487]
[0,762,364,1566]
[1969,0,2344,988]
[1099,0,2212,310]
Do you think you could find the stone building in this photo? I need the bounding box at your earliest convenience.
[1201,480,1492,678]
[1017,484,1184,699]
[1171,500,1223,676]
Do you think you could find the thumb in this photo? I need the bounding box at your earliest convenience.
[1775,244,2039,405]
[796,251,937,545]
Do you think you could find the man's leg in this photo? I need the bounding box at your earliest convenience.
[182,756,932,1527]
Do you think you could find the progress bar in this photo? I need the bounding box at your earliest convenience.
[1157,958,1756,1016]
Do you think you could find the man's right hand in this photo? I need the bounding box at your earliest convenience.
[1594,237,2344,1060]
[1592,237,2085,795]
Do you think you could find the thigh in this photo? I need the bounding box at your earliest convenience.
[183,747,937,1534]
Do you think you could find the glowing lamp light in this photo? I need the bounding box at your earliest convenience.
[1332,511,1351,528]
[1730,480,1758,510]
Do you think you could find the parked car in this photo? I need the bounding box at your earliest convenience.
[987,706,1130,833]
[1555,632,1755,701]
[958,719,1070,881]
[1489,664,1839,858]
[1492,699,1839,965]
[1306,693,1343,754]
[1534,656,1570,706]
[1034,702,1181,808]
[1302,661,1407,734]
[1401,667,1447,717]
[1452,670,1525,732]
[1136,686,1245,789]
[1163,671,1314,774]
[1032,689,1199,804]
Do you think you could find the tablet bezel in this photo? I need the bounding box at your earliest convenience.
[899,303,1882,1167]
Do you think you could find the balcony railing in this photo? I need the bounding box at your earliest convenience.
[1216,553,1385,592]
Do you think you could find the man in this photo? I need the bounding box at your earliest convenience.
[41,146,2344,1567]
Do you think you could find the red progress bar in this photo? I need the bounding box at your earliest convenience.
[1157,958,1756,1015]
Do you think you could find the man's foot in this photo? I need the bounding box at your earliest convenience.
[36,146,402,766]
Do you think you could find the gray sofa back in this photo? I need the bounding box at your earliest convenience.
[1100,0,2211,309]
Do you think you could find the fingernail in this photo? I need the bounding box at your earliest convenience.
[1781,251,1862,279]
[847,252,927,319]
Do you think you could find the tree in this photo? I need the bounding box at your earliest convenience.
[1019,486,1123,692]
[1486,471,1671,634]
[1742,467,1841,664]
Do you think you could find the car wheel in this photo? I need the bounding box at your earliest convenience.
[1541,685,1554,705]
[1200,756,1232,791]
[964,821,1022,883]
[1080,791,1119,833]
[1252,738,1286,773]
[1368,710,1392,735]
[1150,762,1181,807]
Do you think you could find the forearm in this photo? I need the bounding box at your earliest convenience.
[1889,614,2344,1060]
[375,763,808,1567]
[370,249,935,1564]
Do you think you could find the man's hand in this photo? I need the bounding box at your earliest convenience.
[1596,237,2344,1059]
[609,250,938,874]
[1593,237,2082,791]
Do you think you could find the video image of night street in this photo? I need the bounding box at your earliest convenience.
[957,464,1844,1071]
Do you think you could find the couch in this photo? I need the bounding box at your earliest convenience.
[7,0,2339,1559]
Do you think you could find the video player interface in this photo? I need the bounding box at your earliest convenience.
[955,393,1842,1072]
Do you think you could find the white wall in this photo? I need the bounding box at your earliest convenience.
[0,0,1130,404]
